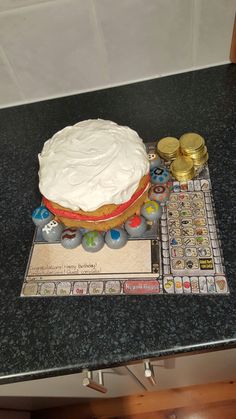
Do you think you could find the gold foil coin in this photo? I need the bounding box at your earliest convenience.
[193,152,209,167]
[170,156,195,181]
[180,133,205,153]
[157,137,180,159]
[171,155,193,172]
[182,145,207,161]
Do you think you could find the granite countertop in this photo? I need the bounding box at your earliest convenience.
[0,64,236,385]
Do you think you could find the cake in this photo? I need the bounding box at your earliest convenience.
[39,119,150,231]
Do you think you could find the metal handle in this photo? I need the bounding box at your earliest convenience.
[144,361,156,386]
[82,371,107,394]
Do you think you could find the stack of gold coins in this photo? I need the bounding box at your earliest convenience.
[170,155,195,181]
[179,133,208,168]
[157,137,180,162]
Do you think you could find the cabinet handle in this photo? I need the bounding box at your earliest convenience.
[82,371,107,394]
[144,361,156,385]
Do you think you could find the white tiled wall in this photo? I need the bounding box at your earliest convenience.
[0,0,235,108]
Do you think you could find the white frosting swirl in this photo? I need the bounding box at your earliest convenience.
[38,119,149,211]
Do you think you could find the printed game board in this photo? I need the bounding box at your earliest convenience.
[21,143,228,297]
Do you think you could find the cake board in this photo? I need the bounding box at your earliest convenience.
[21,143,228,297]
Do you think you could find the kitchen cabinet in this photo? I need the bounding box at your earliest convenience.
[0,366,144,403]
[129,348,236,391]
[0,348,236,411]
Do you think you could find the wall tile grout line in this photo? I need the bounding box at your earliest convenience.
[90,0,110,84]
[0,61,230,110]
[0,45,25,100]
[0,0,58,15]
[192,0,202,67]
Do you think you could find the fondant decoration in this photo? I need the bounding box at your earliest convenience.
[105,228,128,249]
[82,231,105,252]
[80,227,90,236]
[42,220,64,242]
[150,166,170,184]
[32,205,54,227]
[149,154,161,170]
[149,184,170,203]
[61,228,82,249]
[141,200,162,221]
[124,215,147,237]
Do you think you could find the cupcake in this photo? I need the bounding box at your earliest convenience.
[39,119,150,231]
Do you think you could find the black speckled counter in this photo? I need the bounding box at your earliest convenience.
[0,64,236,385]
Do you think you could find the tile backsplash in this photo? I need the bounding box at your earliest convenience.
[0,0,235,108]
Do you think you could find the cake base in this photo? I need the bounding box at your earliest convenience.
[44,174,150,231]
